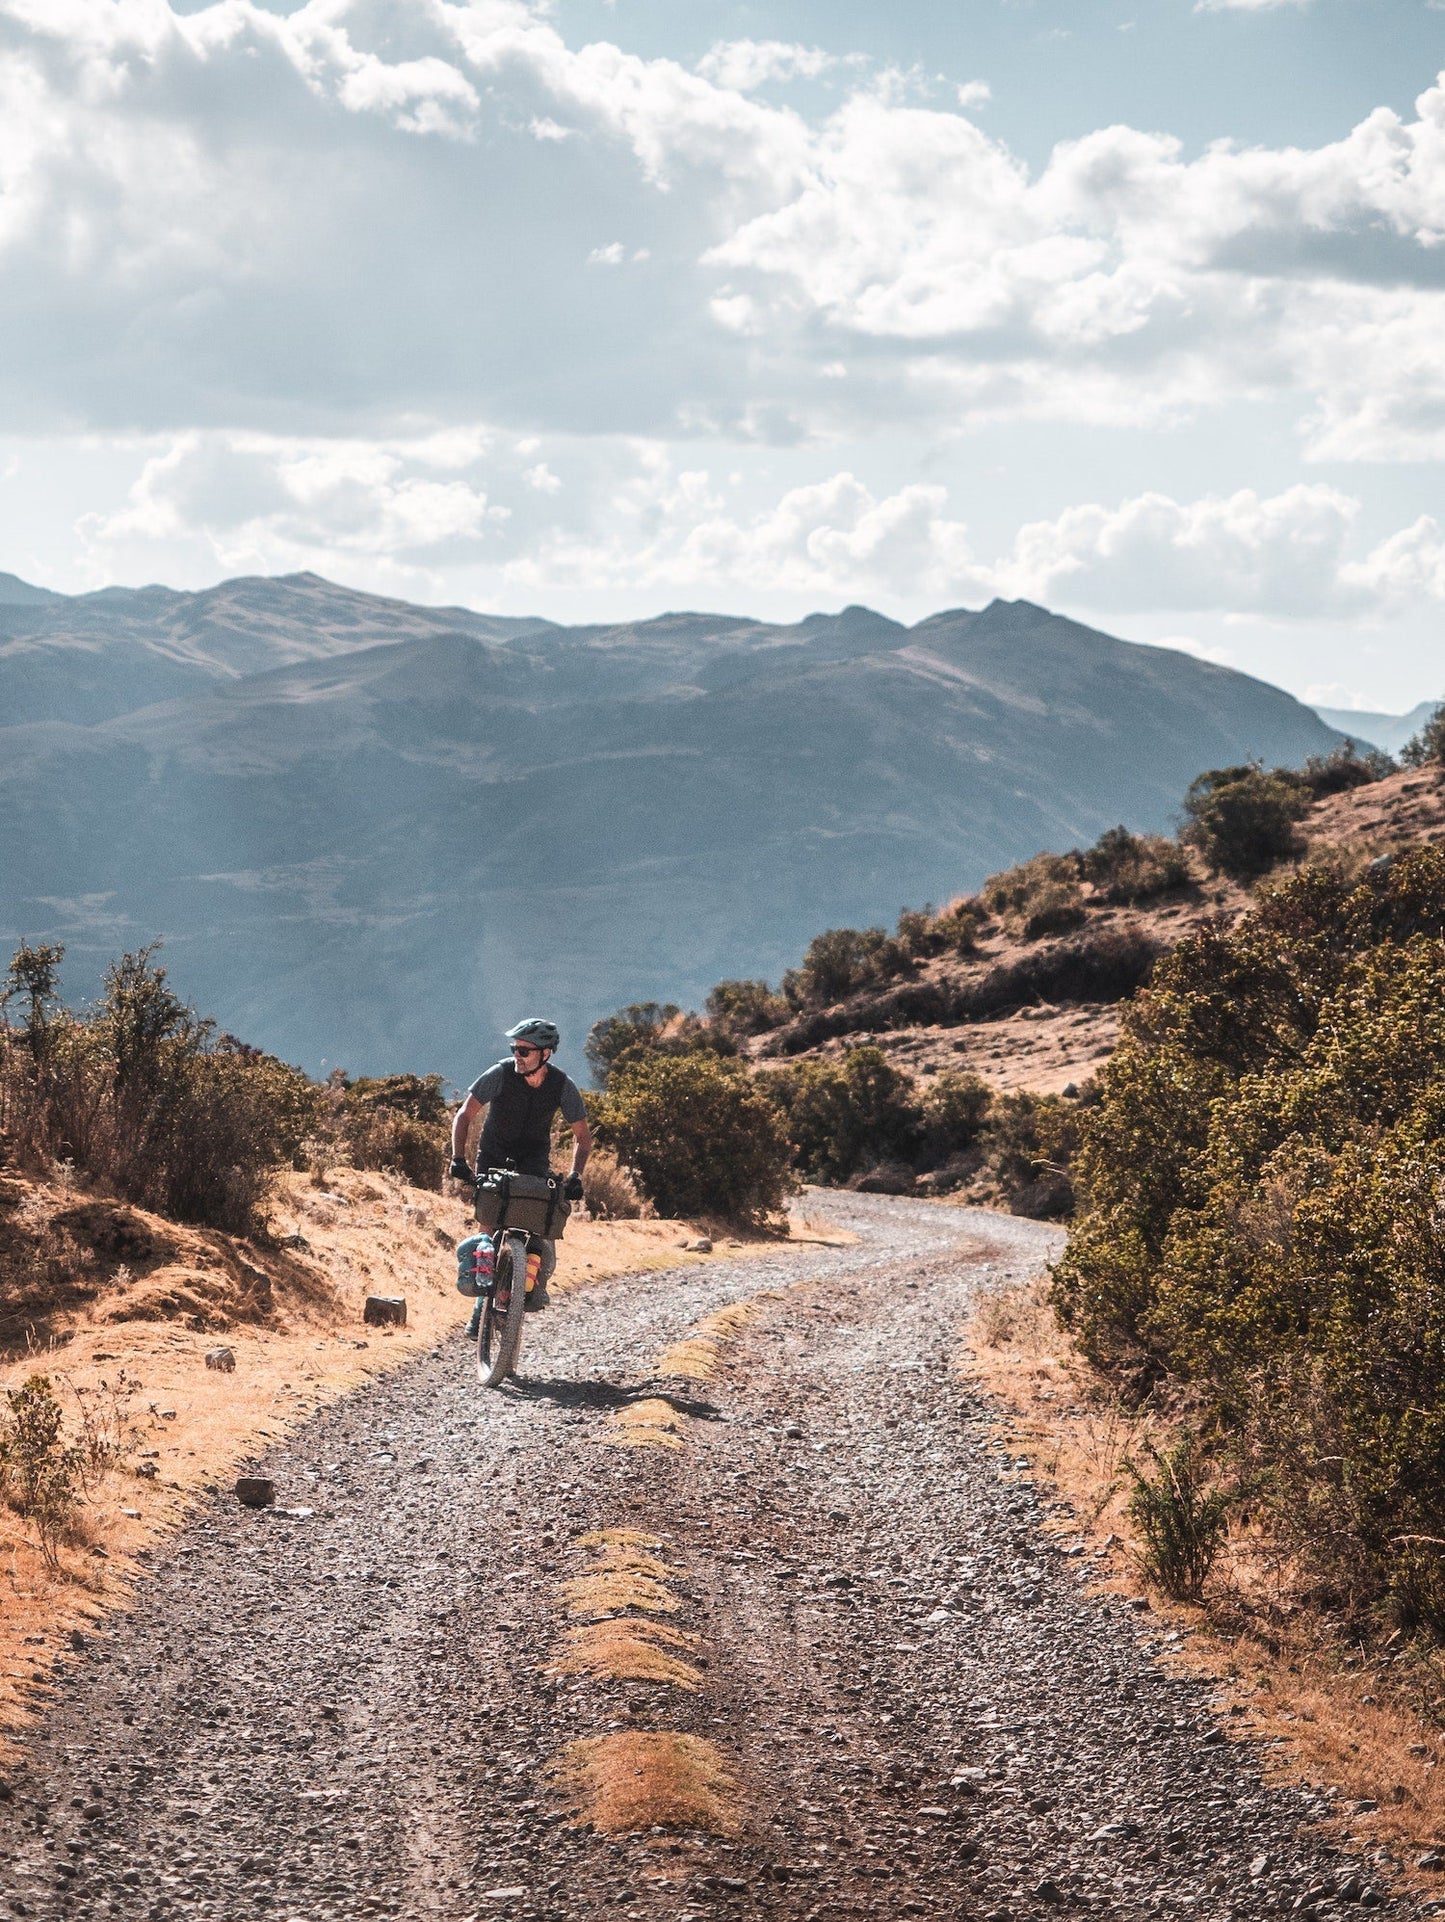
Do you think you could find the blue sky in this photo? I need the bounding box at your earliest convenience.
[2,0,1443,710]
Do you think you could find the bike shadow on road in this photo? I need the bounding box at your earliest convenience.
[509,1376,724,1423]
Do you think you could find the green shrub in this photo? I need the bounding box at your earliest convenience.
[585,1002,735,1088]
[591,1052,796,1226]
[1401,703,1445,769]
[781,927,907,1011]
[1054,846,1445,1626]
[1080,826,1192,905]
[1180,764,1306,879]
[982,853,1087,940]
[0,1376,83,1565]
[705,979,788,1037]
[329,1072,448,1188]
[1293,742,1393,797]
[1125,1436,1229,1600]
[920,1071,992,1161]
[981,1091,1081,1219]
[762,1046,922,1184]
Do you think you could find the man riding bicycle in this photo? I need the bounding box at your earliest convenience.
[449,1017,591,1336]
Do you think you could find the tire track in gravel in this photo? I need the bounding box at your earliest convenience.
[0,1196,1424,1922]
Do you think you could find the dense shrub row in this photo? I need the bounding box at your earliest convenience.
[1052,847,1445,1631]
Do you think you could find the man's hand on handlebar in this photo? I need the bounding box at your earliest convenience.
[562,1172,584,1202]
[448,1157,474,1184]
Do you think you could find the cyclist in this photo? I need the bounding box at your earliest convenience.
[449,1018,590,1334]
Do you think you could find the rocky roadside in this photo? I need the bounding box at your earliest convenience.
[0,1196,1425,1922]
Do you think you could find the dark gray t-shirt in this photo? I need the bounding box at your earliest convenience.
[469,1060,587,1123]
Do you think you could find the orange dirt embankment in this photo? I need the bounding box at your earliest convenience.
[0,1166,731,1757]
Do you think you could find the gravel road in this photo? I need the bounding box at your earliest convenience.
[0,1195,1422,1922]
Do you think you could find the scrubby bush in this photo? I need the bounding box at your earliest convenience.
[920,1071,992,1162]
[762,1046,923,1185]
[0,1375,83,1565]
[591,1053,796,1226]
[1125,1435,1229,1600]
[981,1091,1081,1219]
[1080,826,1192,905]
[1053,846,1445,1628]
[585,1002,735,1089]
[1401,703,1445,770]
[576,1150,645,1220]
[329,1072,449,1189]
[0,940,321,1234]
[704,979,788,1037]
[1292,741,1393,798]
[982,853,1086,940]
[1180,765,1306,879]
[781,927,907,1011]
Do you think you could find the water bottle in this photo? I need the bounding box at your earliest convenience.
[455,1233,495,1297]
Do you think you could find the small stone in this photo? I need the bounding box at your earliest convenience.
[277,1232,309,1249]
[1033,1879,1066,1906]
[363,1295,407,1327]
[683,1237,713,1253]
[235,1477,275,1509]
[1250,1855,1272,1880]
[68,1629,86,1652]
[1200,1726,1225,1745]
[134,1462,159,1480]
[783,1423,803,1440]
[1090,1822,1139,1841]
[1419,1852,1444,1871]
[204,1347,236,1373]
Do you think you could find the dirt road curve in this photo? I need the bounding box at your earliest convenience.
[0,1196,1418,1922]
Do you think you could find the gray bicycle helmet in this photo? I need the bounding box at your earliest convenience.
[505,1017,560,1050]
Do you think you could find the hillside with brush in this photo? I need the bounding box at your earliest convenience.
[582,742,1445,1222]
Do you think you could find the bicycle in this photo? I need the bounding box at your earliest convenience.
[467,1166,573,1389]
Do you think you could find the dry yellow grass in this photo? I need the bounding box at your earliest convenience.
[548,1618,703,1690]
[551,1732,738,1835]
[653,1297,767,1380]
[962,1273,1445,1892]
[600,1397,687,1451]
[0,1166,704,1758]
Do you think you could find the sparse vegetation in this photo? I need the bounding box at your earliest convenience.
[1079,826,1191,904]
[585,1002,736,1088]
[0,1375,83,1565]
[325,1071,449,1190]
[982,852,1087,940]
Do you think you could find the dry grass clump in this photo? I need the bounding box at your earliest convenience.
[578,1150,646,1220]
[601,1397,687,1450]
[548,1617,703,1690]
[551,1732,738,1835]
[564,1545,682,1617]
[654,1298,762,1380]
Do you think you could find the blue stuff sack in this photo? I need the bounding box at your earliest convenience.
[456,1232,495,1298]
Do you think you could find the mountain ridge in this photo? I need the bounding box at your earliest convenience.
[0,570,1345,1075]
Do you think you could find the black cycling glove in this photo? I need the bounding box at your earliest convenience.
[448,1157,473,1183]
[562,1173,585,1202]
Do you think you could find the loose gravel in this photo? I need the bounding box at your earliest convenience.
[0,1196,1423,1921]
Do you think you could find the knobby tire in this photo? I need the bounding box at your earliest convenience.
[476,1231,528,1388]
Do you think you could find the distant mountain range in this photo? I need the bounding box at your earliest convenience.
[0,571,1345,1078]
[1313,701,1439,757]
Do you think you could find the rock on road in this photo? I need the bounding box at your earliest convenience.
[0,1196,1417,1922]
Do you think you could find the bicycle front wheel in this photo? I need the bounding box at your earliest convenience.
[476,1232,528,1387]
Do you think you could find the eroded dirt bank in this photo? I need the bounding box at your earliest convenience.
[0,1198,1419,1921]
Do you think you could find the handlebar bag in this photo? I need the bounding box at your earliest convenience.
[474,1169,571,1241]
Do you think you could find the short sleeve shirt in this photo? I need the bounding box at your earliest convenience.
[469,1060,587,1123]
